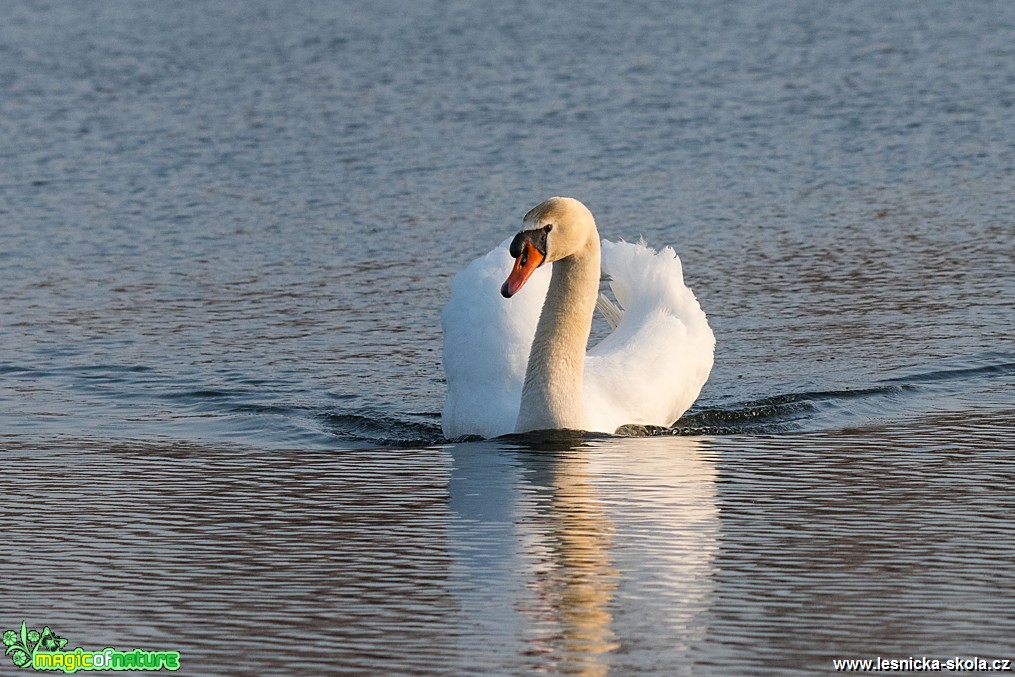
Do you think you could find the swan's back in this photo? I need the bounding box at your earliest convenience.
[583,240,715,433]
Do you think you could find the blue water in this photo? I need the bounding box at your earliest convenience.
[2,1,1014,674]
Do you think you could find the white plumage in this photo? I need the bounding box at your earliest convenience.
[441,198,715,439]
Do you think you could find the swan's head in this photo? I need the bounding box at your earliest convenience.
[501,197,597,298]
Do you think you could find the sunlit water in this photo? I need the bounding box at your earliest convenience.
[2,1,1013,675]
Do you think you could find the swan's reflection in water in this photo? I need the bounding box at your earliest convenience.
[547,444,620,672]
[448,434,718,675]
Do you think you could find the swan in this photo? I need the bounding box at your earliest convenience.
[441,197,714,439]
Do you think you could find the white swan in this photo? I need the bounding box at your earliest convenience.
[441,197,715,439]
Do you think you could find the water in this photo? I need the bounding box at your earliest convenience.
[1,1,1013,674]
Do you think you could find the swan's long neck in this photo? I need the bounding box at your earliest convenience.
[516,236,600,433]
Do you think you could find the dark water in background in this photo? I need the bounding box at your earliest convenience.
[1,1,1013,674]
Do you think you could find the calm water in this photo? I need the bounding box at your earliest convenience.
[2,1,1014,674]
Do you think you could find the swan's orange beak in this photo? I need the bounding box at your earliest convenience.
[501,241,544,298]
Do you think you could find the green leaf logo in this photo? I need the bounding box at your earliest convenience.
[2,622,178,671]
[2,621,67,669]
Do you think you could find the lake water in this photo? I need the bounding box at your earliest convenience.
[2,1,1013,674]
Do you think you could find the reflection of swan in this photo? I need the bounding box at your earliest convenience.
[586,437,719,673]
[442,197,715,439]
[544,448,619,677]
[446,435,718,674]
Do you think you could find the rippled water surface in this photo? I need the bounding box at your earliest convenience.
[2,1,1014,674]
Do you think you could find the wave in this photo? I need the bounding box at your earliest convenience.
[322,386,903,447]
[6,354,1010,450]
[327,356,1015,447]
[318,411,445,448]
[666,385,915,435]
[881,359,1015,385]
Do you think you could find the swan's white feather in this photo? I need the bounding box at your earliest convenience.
[583,239,715,433]
[441,237,549,439]
[441,237,714,439]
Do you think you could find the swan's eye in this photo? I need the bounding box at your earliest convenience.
[544,224,553,233]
